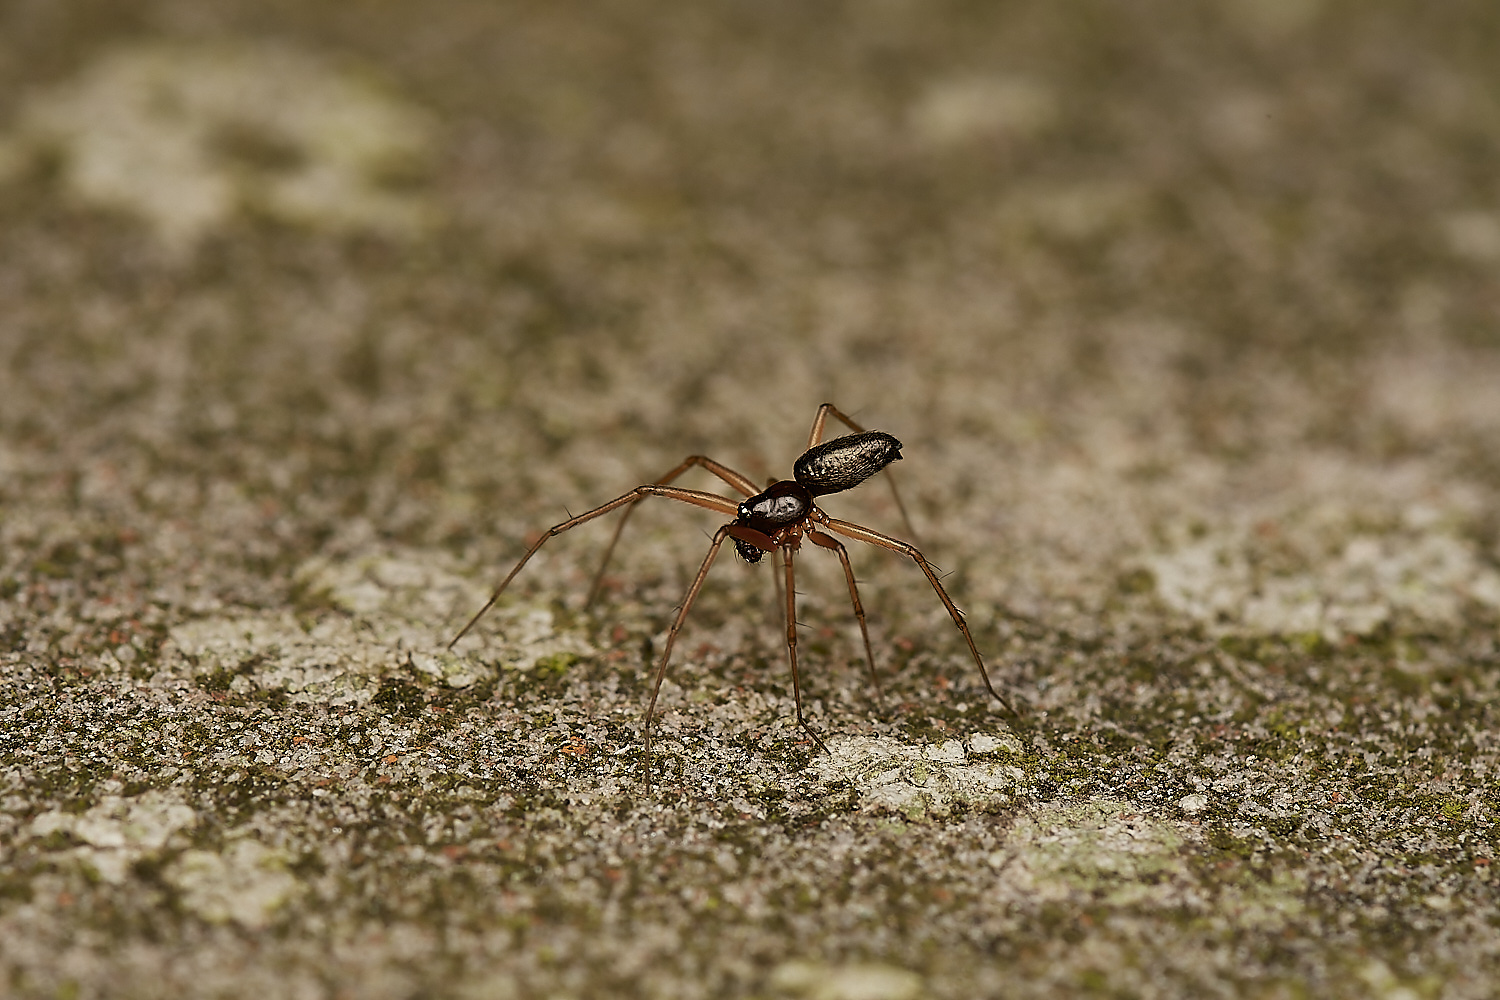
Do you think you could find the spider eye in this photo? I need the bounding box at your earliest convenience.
[736,502,751,519]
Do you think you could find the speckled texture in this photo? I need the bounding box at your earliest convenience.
[2,2,1499,998]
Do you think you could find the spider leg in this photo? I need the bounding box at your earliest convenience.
[806,402,920,543]
[771,546,785,616]
[587,456,758,608]
[805,402,849,450]
[448,485,738,649]
[781,541,831,759]
[807,528,883,705]
[643,523,732,791]
[821,516,1018,716]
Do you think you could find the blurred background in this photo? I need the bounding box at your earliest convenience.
[2,1,1499,997]
[2,0,1497,623]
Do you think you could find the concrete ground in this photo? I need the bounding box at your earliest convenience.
[2,1,1499,997]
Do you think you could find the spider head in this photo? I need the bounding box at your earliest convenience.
[736,480,812,529]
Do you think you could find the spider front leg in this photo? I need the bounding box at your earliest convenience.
[643,523,733,789]
[587,455,758,607]
[822,516,1018,716]
[447,485,738,649]
[776,540,831,759]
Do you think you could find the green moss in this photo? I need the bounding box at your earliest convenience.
[1206,825,1259,860]
[1077,968,1109,992]
[1116,567,1156,596]
[531,651,581,682]
[372,678,426,717]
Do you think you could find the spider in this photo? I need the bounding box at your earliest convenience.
[448,403,1016,782]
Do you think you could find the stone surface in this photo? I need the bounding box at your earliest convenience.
[2,2,1499,998]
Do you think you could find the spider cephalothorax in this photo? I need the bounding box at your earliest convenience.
[448,405,1013,784]
[729,431,903,563]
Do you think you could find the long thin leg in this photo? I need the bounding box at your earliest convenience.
[781,543,831,758]
[643,524,732,789]
[821,516,1018,716]
[587,456,758,607]
[771,546,785,624]
[806,402,920,543]
[806,402,852,449]
[807,529,883,704]
[448,485,738,648]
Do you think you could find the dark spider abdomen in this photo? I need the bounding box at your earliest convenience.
[793,431,903,497]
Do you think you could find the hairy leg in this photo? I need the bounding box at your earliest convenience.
[822,516,1018,716]
[587,455,757,607]
[643,523,733,790]
[807,528,882,704]
[781,542,831,758]
[448,485,738,648]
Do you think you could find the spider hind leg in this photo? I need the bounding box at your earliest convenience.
[822,515,1018,717]
[807,528,884,705]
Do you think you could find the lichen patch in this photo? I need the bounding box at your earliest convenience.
[165,838,304,930]
[163,611,397,703]
[159,552,593,699]
[0,41,437,249]
[769,960,923,1000]
[1147,515,1500,640]
[813,732,1025,821]
[992,799,1191,908]
[296,553,485,624]
[908,76,1058,147]
[28,791,198,885]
